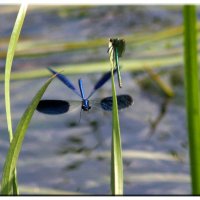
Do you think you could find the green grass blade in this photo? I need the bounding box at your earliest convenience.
[110,68,123,195]
[0,55,183,82]
[183,5,200,194]
[1,75,55,195]
[4,4,28,195]
[5,3,28,142]
[109,40,123,194]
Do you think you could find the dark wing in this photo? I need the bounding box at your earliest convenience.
[100,94,133,111]
[37,100,70,114]
[48,67,81,97]
[116,39,125,57]
[109,38,125,57]
[87,69,117,99]
[36,100,81,115]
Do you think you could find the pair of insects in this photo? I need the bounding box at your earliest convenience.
[36,68,133,115]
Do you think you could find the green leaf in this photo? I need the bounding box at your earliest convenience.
[183,6,200,194]
[5,3,28,141]
[1,75,55,195]
[4,4,28,195]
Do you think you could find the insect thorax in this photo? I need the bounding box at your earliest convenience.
[82,99,91,111]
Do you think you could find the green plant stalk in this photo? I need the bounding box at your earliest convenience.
[183,5,200,194]
[4,4,28,195]
[109,43,123,194]
[1,75,55,195]
[110,68,123,195]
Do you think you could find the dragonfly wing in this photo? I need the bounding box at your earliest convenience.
[48,67,81,97]
[88,99,102,112]
[37,100,81,115]
[37,100,70,114]
[100,94,133,111]
[88,69,117,99]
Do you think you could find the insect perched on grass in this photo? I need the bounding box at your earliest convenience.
[108,38,126,88]
[36,68,133,115]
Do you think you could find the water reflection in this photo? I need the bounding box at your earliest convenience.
[67,121,78,127]
[65,160,84,171]
[56,121,102,174]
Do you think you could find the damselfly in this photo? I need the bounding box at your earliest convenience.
[108,38,125,88]
[36,68,133,115]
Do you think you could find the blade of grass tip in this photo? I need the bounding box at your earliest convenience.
[1,75,55,195]
[108,40,123,195]
[4,4,28,195]
[183,5,200,194]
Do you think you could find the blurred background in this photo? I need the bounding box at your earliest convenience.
[0,5,191,194]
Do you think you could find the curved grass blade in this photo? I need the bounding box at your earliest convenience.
[110,68,123,195]
[1,75,55,195]
[4,4,28,195]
